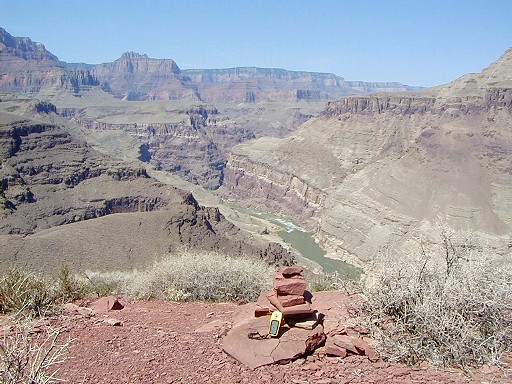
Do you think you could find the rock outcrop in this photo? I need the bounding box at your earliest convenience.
[0,27,98,93]
[92,52,199,101]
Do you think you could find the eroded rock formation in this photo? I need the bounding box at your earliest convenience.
[221,48,512,264]
[0,111,293,273]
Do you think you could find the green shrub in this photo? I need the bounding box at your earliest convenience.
[363,229,512,368]
[57,264,86,303]
[0,268,57,317]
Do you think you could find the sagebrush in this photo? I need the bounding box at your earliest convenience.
[363,228,512,368]
[83,249,274,302]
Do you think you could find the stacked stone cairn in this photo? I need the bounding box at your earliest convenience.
[222,265,378,368]
[255,266,318,321]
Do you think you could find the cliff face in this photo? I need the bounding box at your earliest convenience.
[223,153,326,223]
[182,67,422,103]
[221,49,512,264]
[92,52,199,100]
[70,105,254,190]
[0,28,99,93]
[0,27,59,63]
[0,27,421,102]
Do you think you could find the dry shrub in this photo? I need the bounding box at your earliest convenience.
[364,228,512,368]
[57,264,86,303]
[308,271,361,294]
[0,268,57,318]
[84,249,274,303]
[0,320,72,384]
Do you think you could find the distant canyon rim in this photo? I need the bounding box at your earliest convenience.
[1,26,511,274]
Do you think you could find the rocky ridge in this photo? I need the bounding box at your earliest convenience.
[0,27,420,103]
[0,109,293,273]
[182,67,421,103]
[0,27,99,94]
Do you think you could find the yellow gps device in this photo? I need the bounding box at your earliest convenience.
[269,310,283,337]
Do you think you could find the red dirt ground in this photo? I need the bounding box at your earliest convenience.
[29,298,509,384]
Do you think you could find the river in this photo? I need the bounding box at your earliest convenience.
[234,208,361,279]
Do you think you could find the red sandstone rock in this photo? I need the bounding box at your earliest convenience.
[61,303,94,318]
[222,316,326,369]
[254,291,277,317]
[103,318,122,326]
[267,292,314,317]
[332,334,360,355]
[325,340,348,358]
[278,294,305,307]
[273,273,306,296]
[89,296,125,314]
[280,266,304,277]
[281,303,314,317]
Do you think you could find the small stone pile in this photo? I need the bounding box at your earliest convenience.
[255,266,316,319]
[223,267,379,368]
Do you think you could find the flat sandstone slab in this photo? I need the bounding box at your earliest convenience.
[222,316,325,369]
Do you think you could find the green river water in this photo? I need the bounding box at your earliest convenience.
[237,209,361,279]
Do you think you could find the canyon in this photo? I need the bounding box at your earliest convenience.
[1,26,511,272]
[221,48,512,265]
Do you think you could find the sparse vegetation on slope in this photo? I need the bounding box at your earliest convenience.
[363,227,512,368]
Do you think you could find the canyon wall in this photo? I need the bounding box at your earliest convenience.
[0,111,294,272]
[221,56,512,264]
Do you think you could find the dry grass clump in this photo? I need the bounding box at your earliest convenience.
[0,320,72,384]
[83,249,274,303]
[363,229,512,368]
[0,265,87,318]
[0,268,56,318]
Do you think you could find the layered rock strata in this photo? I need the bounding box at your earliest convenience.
[221,49,512,264]
[69,105,254,190]
[0,111,293,273]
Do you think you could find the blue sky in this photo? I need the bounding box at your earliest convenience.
[1,0,511,87]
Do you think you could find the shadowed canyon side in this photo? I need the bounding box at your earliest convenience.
[0,109,293,273]
[221,48,512,265]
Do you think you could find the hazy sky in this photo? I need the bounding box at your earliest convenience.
[1,0,511,87]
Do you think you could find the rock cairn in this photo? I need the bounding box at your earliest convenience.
[255,266,316,319]
[223,266,378,368]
